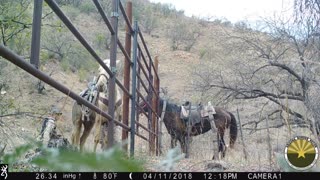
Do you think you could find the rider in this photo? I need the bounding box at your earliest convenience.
[37,106,68,148]
[38,107,61,142]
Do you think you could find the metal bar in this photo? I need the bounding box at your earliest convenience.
[135,120,157,136]
[116,78,131,97]
[147,50,154,154]
[117,38,132,65]
[92,0,132,92]
[136,100,148,117]
[122,0,132,152]
[136,58,158,96]
[93,0,131,66]
[106,0,120,149]
[138,29,153,64]
[138,45,149,71]
[136,73,149,93]
[151,61,159,81]
[130,20,139,157]
[136,90,159,118]
[92,0,115,35]
[152,56,160,155]
[30,0,43,69]
[44,0,114,78]
[136,46,158,96]
[137,44,149,69]
[153,56,161,156]
[135,52,141,134]
[138,28,159,82]
[136,55,149,82]
[135,132,149,142]
[119,1,134,33]
[0,45,130,131]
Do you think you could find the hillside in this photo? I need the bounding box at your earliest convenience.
[1,0,320,172]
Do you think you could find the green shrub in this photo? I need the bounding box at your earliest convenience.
[79,1,96,14]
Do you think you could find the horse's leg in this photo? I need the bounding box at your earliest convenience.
[219,129,227,158]
[93,116,102,153]
[170,136,177,148]
[179,136,187,154]
[71,103,82,150]
[217,132,222,160]
[71,119,82,147]
[80,120,95,152]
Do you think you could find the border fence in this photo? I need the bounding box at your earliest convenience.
[0,0,161,157]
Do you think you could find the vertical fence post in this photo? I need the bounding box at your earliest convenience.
[130,21,139,157]
[30,0,43,93]
[153,56,160,155]
[122,0,132,152]
[136,52,141,134]
[30,0,43,69]
[148,59,154,154]
[105,0,119,149]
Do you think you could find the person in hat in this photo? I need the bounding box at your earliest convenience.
[37,106,62,145]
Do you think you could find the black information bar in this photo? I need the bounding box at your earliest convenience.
[4,172,320,180]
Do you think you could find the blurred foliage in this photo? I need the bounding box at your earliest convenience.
[157,146,184,171]
[1,142,144,172]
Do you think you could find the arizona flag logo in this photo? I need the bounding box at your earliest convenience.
[285,136,318,171]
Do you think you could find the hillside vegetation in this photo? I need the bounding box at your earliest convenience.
[1,0,320,172]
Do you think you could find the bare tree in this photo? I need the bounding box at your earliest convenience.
[192,13,320,138]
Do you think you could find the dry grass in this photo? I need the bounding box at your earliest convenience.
[1,6,320,172]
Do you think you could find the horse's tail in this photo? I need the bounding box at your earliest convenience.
[228,112,238,148]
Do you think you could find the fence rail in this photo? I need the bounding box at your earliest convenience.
[0,0,160,157]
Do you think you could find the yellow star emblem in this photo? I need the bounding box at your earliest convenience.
[297,150,305,158]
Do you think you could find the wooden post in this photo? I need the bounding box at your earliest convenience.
[266,116,272,167]
[121,0,132,152]
[237,108,248,160]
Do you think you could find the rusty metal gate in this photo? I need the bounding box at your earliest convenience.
[0,0,161,157]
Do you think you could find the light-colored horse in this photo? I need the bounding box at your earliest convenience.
[93,59,122,151]
[71,59,122,152]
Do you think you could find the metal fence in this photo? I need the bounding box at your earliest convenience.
[0,0,160,157]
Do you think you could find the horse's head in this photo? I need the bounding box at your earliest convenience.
[138,97,164,115]
[96,59,120,93]
[138,99,148,115]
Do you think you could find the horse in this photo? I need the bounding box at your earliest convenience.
[139,98,238,159]
[71,59,122,152]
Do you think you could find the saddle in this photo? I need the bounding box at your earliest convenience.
[180,101,216,126]
[78,81,99,120]
[200,101,216,120]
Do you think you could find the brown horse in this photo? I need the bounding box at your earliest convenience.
[140,98,238,159]
[71,59,122,152]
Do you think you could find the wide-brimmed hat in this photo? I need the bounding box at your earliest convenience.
[51,106,62,115]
